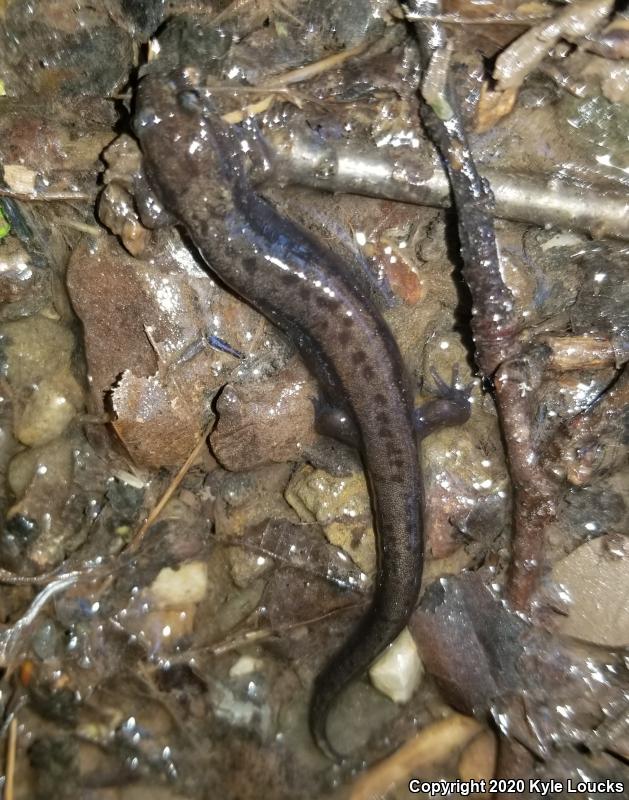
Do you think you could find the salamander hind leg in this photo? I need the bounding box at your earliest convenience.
[313,399,361,450]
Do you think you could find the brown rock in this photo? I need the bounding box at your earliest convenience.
[210,359,317,471]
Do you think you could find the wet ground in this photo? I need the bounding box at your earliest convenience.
[0,0,628,798]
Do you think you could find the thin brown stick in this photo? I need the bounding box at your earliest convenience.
[0,568,64,586]
[407,12,552,24]
[5,716,17,800]
[127,420,214,552]
[198,601,366,656]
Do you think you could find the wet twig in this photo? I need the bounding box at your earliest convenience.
[222,41,370,123]
[493,0,614,91]
[268,125,629,242]
[4,716,17,800]
[0,566,81,586]
[0,188,93,202]
[403,0,556,612]
[194,601,366,656]
[127,419,214,552]
[407,12,552,25]
[0,575,79,669]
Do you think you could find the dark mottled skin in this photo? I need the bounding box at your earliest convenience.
[134,68,425,758]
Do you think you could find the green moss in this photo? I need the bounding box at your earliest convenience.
[0,207,10,239]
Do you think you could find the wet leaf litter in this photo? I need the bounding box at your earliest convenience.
[0,0,627,797]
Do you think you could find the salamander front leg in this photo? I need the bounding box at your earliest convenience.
[414,365,473,441]
[315,365,473,452]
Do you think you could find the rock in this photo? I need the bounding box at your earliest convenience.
[0,314,77,388]
[369,628,424,704]
[118,561,211,654]
[0,278,83,452]
[4,437,76,569]
[229,655,265,677]
[422,412,508,560]
[284,464,375,574]
[147,561,209,609]
[98,182,150,257]
[7,438,74,500]
[0,3,133,97]
[210,359,318,471]
[136,605,198,652]
[14,371,84,446]
[0,236,50,320]
[212,463,297,541]
[552,534,629,646]
[0,98,114,196]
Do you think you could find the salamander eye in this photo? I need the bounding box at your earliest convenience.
[178,88,201,112]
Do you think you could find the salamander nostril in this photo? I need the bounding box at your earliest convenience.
[178,88,201,112]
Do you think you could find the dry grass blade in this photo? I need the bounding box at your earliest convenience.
[128,420,214,552]
[0,188,93,201]
[221,41,369,122]
[5,716,17,800]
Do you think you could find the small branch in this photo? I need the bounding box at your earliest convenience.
[405,0,517,376]
[258,40,369,90]
[406,12,552,25]
[221,41,369,123]
[403,0,558,612]
[494,361,556,610]
[268,132,629,241]
[494,0,615,91]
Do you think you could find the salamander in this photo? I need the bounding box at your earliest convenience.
[133,66,466,758]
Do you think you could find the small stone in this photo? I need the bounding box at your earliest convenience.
[32,620,63,661]
[3,164,37,194]
[229,655,265,677]
[369,627,424,704]
[284,465,375,573]
[285,464,370,525]
[148,561,209,609]
[14,372,84,446]
[7,439,72,499]
[1,315,76,388]
[475,83,518,133]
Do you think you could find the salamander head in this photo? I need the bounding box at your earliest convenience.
[134,67,245,222]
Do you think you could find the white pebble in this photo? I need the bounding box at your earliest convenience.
[369,628,424,704]
[229,655,264,677]
[148,561,208,609]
